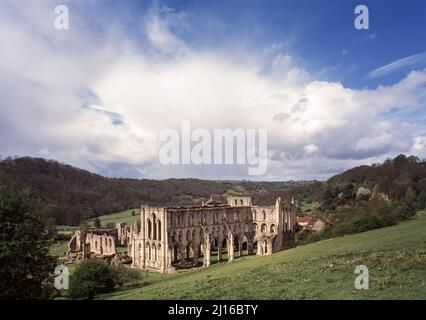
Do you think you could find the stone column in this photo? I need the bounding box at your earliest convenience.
[267,240,273,256]
[227,234,234,262]
[193,243,199,267]
[247,241,254,255]
[203,236,211,267]
[257,241,263,256]
[239,242,243,257]
[217,245,222,262]
[164,245,173,272]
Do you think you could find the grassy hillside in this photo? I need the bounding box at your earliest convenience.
[86,209,140,227]
[100,213,426,300]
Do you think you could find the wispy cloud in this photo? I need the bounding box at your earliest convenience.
[367,52,426,79]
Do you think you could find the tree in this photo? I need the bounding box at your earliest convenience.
[94,218,101,228]
[405,187,416,205]
[0,180,57,299]
[68,259,120,299]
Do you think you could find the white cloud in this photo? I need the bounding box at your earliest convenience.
[1,1,426,180]
[367,52,426,79]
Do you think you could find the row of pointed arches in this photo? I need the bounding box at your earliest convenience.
[146,214,162,241]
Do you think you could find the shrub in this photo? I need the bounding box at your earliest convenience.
[351,215,381,233]
[68,259,120,299]
[105,222,115,229]
[115,265,142,286]
[94,218,101,228]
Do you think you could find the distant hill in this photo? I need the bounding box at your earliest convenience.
[322,154,426,209]
[0,157,308,225]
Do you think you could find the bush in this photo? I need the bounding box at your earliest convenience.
[94,218,101,228]
[388,202,414,220]
[106,222,115,229]
[115,265,142,286]
[69,259,120,299]
[332,221,353,237]
[351,215,381,233]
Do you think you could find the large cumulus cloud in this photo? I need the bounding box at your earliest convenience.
[1,0,425,180]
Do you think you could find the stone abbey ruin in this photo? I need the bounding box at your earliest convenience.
[68,196,296,272]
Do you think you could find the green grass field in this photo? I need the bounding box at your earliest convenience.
[100,213,426,300]
[86,209,140,227]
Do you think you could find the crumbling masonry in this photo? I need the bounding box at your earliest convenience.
[128,196,296,273]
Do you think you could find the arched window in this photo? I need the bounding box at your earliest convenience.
[240,199,244,206]
[158,220,162,241]
[234,199,238,205]
[261,223,267,233]
[262,210,266,221]
[147,219,152,239]
[270,224,276,233]
[153,214,157,240]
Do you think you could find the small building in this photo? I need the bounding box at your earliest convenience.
[297,216,327,232]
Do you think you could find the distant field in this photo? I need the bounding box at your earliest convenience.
[86,209,140,227]
[50,240,69,256]
[100,213,426,300]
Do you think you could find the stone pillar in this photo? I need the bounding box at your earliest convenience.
[203,236,211,267]
[247,241,254,255]
[239,242,243,257]
[193,243,199,267]
[165,246,173,271]
[267,241,273,256]
[227,234,234,262]
[217,245,222,262]
[257,241,263,256]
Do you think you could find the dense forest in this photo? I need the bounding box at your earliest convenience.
[290,154,426,244]
[0,157,308,225]
[1,154,424,230]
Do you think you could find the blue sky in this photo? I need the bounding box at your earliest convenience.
[89,0,426,88]
[0,0,426,180]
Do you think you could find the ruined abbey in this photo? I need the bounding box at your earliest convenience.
[68,196,296,273]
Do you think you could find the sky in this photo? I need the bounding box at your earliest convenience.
[0,0,426,181]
